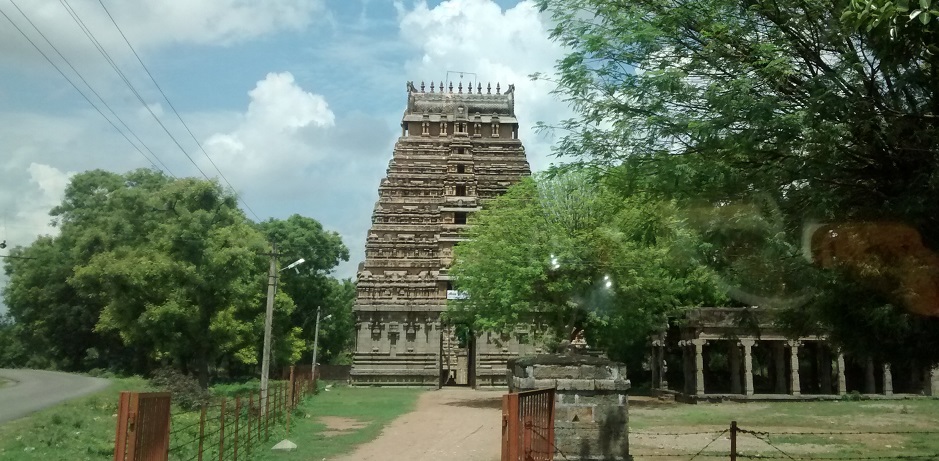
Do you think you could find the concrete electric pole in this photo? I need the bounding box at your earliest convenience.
[311,306,321,383]
[260,242,278,415]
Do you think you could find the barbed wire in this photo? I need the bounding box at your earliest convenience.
[633,430,728,436]
[689,429,729,460]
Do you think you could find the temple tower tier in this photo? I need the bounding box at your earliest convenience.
[351,81,534,386]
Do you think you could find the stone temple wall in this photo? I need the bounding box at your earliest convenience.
[351,81,532,386]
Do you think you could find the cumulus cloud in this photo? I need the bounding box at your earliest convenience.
[397,0,571,171]
[202,72,336,180]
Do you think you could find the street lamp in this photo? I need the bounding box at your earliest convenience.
[260,255,305,415]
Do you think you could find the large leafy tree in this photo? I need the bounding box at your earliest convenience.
[3,169,320,385]
[448,172,725,362]
[536,0,939,361]
[257,215,355,365]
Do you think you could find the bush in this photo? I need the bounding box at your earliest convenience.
[149,367,210,410]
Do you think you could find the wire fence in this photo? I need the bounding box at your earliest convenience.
[628,422,939,460]
[165,370,316,461]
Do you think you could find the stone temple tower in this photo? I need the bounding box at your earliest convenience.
[351,80,536,386]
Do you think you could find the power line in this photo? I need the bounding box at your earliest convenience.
[0,4,167,174]
[95,0,262,223]
[6,0,176,177]
[57,0,213,181]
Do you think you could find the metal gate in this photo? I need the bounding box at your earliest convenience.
[502,388,555,461]
[113,391,171,461]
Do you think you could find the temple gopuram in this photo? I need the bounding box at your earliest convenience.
[351,80,536,386]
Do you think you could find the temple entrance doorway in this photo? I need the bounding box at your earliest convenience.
[440,322,476,387]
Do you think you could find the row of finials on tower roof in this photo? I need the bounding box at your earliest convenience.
[407,80,514,95]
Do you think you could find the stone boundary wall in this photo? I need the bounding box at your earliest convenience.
[508,355,631,461]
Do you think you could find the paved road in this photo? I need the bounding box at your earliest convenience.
[0,369,110,424]
[330,388,502,461]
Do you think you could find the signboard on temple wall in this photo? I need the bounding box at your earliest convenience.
[447,290,469,300]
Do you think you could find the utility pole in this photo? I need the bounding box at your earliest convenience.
[311,306,321,383]
[260,242,278,415]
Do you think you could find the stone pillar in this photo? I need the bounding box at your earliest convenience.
[774,342,787,394]
[788,340,801,396]
[650,341,660,391]
[681,341,693,395]
[927,367,939,396]
[729,342,742,395]
[865,357,876,394]
[740,338,755,396]
[818,345,832,394]
[692,339,706,396]
[883,363,893,396]
[835,352,847,396]
[509,355,631,460]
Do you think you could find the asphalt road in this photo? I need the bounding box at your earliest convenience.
[0,368,110,424]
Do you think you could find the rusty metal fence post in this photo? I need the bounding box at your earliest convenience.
[113,391,172,461]
[501,388,555,461]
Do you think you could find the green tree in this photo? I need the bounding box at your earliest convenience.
[2,169,320,386]
[257,215,355,365]
[448,172,725,362]
[536,0,939,362]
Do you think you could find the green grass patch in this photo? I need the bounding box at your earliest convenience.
[631,398,939,459]
[252,383,424,461]
[0,376,151,461]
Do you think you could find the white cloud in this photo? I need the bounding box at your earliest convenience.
[0,0,323,65]
[397,0,571,172]
[202,72,336,184]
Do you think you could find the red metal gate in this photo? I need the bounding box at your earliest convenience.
[502,388,555,461]
[113,391,172,461]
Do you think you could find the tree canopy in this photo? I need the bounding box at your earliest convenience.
[534,0,939,362]
[2,169,354,384]
[448,172,726,363]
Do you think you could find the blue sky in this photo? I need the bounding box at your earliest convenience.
[0,0,573,312]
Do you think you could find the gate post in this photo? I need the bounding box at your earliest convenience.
[113,391,171,461]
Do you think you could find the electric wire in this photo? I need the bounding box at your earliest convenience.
[0,5,166,174]
[95,0,262,223]
[57,0,213,181]
[6,0,175,177]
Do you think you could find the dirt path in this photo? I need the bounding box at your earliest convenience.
[330,388,503,461]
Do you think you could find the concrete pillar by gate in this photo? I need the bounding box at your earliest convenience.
[692,339,706,396]
[883,363,894,396]
[819,345,832,394]
[835,352,847,396]
[774,342,787,394]
[788,340,801,396]
[729,342,742,395]
[865,357,876,394]
[740,339,755,396]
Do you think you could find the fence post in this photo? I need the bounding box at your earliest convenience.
[234,397,241,461]
[246,394,253,456]
[197,404,207,461]
[730,420,738,461]
[218,398,227,461]
[264,388,270,442]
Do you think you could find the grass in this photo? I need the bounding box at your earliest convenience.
[252,382,424,461]
[630,397,939,459]
[0,376,151,461]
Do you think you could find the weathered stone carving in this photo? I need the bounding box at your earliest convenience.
[351,81,532,386]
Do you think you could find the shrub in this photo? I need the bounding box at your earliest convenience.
[149,367,210,410]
